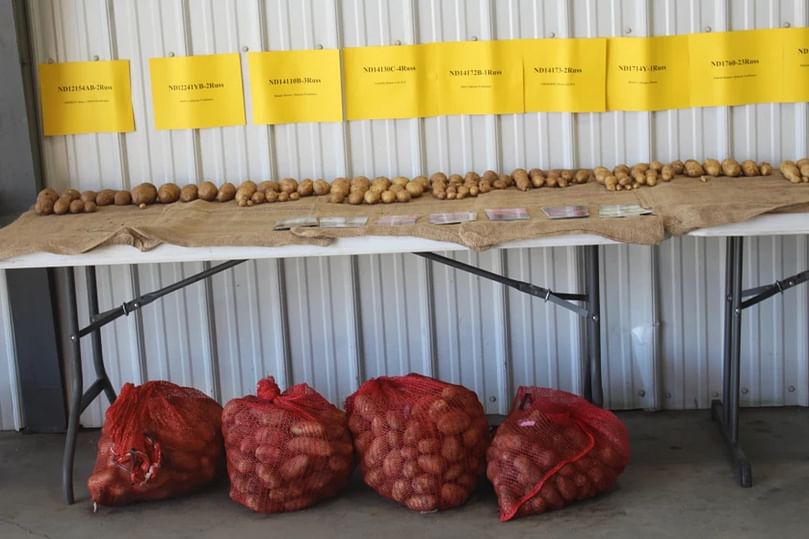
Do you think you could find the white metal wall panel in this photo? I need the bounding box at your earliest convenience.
[0,270,22,430]
[3,0,807,428]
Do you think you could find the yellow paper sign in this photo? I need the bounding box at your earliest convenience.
[607,35,690,111]
[436,40,524,116]
[781,27,809,103]
[248,49,342,124]
[343,44,438,120]
[38,60,134,136]
[689,29,782,108]
[522,38,606,113]
[149,53,245,130]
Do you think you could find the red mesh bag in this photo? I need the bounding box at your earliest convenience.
[487,387,630,521]
[87,381,224,507]
[222,377,354,513]
[345,373,489,512]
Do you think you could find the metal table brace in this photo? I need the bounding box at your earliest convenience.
[710,236,809,488]
[62,259,245,504]
[61,246,604,504]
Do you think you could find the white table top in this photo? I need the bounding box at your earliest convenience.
[0,212,806,269]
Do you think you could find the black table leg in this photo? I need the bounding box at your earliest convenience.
[62,266,83,504]
[711,236,752,488]
[583,245,603,407]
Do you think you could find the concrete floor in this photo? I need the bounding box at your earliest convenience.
[1,409,808,539]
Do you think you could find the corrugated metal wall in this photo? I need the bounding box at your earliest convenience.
[0,0,806,430]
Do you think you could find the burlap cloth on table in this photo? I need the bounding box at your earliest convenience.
[1,174,808,260]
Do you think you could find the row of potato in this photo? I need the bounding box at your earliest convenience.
[34,158,808,216]
[88,375,629,522]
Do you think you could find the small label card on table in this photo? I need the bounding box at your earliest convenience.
[542,206,590,219]
[318,216,368,228]
[273,216,319,231]
[428,211,477,225]
[599,204,653,218]
[377,215,419,226]
[485,208,529,221]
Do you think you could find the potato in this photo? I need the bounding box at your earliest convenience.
[80,190,97,204]
[721,159,741,177]
[279,178,298,193]
[740,160,759,177]
[437,411,471,435]
[781,161,802,183]
[661,165,674,182]
[417,438,440,454]
[288,192,300,201]
[298,179,314,197]
[493,174,512,189]
[593,167,609,183]
[440,483,467,507]
[63,189,81,201]
[288,421,324,438]
[381,190,396,204]
[417,454,446,475]
[441,436,463,462]
[114,190,131,206]
[265,190,279,203]
[574,169,591,184]
[286,437,332,457]
[246,191,264,205]
[703,158,721,176]
[405,495,436,512]
[90,189,113,207]
[329,191,345,204]
[235,187,254,207]
[670,160,685,174]
[131,182,158,208]
[351,176,370,191]
[530,170,545,188]
[347,191,364,205]
[753,162,769,176]
[513,169,531,191]
[645,170,658,187]
[84,200,97,213]
[364,190,381,204]
[313,179,330,196]
[650,160,663,172]
[382,449,403,477]
[684,160,704,177]
[801,162,809,180]
[280,454,310,480]
[403,181,424,198]
[69,199,85,214]
[34,188,59,215]
[198,181,218,201]
[255,444,282,464]
[396,190,411,203]
[157,183,181,203]
[216,182,236,202]
[180,184,198,202]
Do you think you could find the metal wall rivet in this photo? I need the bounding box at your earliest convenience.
[48,57,55,64]
[92,55,100,61]
[394,40,402,46]
[316,43,324,50]
[704,26,712,33]
[624,27,632,34]
[665,392,672,399]
[488,396,496,402]
[783,22,791,28]
[548,32,556,38]
[168,51,175,57]
[471,36,478,41]
[788,385,796,392]
[638,390,646,397]
[712,391,720,398]
[741,387,749,394]
[242,46,249,52]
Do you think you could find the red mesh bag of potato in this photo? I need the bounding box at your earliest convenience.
[87,381,224,507]
[345,373,489,512]
[487,387,630,521]
[222,376,354,513]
